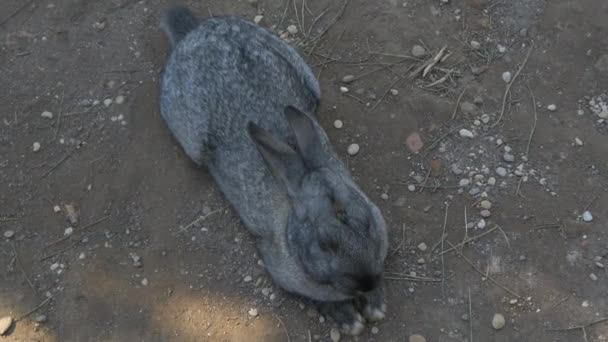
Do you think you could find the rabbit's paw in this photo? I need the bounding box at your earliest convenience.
[317,300,366,336]
[362,287,386,322]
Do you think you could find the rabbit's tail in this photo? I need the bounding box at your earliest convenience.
[161,6,198,47]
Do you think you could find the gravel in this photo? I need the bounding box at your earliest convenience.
[0,316,12,336]
[582,211,593,222]
[459,129,474,138]
[341,75,355,84]
[480,210,491,218]
[459,179,471,187]
[480,200,492,209]
[496,167,508,177]
[347,144,360,156]
[503,153,515,163]
[492,313,506,330]
[411,45,426,57]
[409,334,427,342]
[330,328,341,342]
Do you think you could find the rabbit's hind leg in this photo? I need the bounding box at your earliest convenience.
[316,300,366,336]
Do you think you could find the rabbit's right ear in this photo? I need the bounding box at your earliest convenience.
[247,122,306,195]
[284,106,328,170]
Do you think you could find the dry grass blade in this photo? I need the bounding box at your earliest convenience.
[524,84,538,157]
[548,317,608,331]
[440,203,449,297]
[439,226,499,256]
[17,296,53,321]
[492,42,534,127]
[446,240,522,298]
[423,125,462,153]
[384,272,442,282]
[11,242,37,292]
[452,87,467,120]
[274,314,291,342]
[45,215,110,248]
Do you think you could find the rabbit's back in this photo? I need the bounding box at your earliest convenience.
[160,16,320,165]
[160,16,321,236]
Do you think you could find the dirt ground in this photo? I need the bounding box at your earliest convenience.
[2,0,608,341]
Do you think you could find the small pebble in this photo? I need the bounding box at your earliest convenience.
[0,316,13,336]
[33,142,41,152]
[509,299,518,305]
[371,326,379,334]
[461,313,470,321]
[459,179,470,187]
[244,275,253,282]
[417,258,425,264]
[287,25,298,35]
[417,242,428,251]
[409,334,426,342]
[53,205,61,213]
[487,177,496,186]
[492,313,506,330]
[502,71,512,83]
[596,262,605,269]
[476,219,486,229]
[480,209,491,218]
[115,95,125,104]
[248,308,259,317]
[341,75,355,84]
[253,15,263,24]
[380,193,389,200]
[590,273,598,281]
[330,328,341,342]
[459,128,474,138]
[411,45,426,58]
[34,314,47,323]
[497,44,506,53]
[333,120,343,129]
[574,137,583,146]
[261,288,272,296]
[503,153,515,163]
[390,89,399,96]
[64,227,74,236]
[470,40,481,49]
[339,86,349,93]
[3,230,15,239]
[481,113,490,123]
[347,144,360,156]
[41,111,53,119]
[547,104,557,112]
[582,300,589,308]
[496,167,507,177]
[582,211,593,222]
[141,278,149,286]
[480,200,492,209]
[407,185,416,192]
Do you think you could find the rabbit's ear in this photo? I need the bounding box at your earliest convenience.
[247,122,305,194]
[284,106,327,169]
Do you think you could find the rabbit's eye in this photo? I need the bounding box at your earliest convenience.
[319,240,338,253]
[331,199,348,224]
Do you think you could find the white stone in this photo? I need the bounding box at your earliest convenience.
[502,71,512,83]
[333,120,343,129]
[340,86,349,93]
[459,129,474,138]
[582,211,593,222]
[287,25,298,35]
[41,111,53,119]
[253,15,263,24]
[492,313,506,330]
[547,104,557,111]
[33,142,41,152]
[347,144,360,156]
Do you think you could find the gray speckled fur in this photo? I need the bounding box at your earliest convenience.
[159,6,389,333]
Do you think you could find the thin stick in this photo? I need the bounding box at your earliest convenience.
[306,7,330,37]
[438,226,499,256]
[524,84,537,157]
[495,225,511,249]
[418,167,432,193]
[549,296,569,309]
[39,146,79,180]
[548,317,608,331]
[310,0,348,44]
[45,215,110,248]
[278,0,290,29]
[515,176,525,198]
[17,296,53,321]
[409,45,447,79]
[468,287,473,342]
[384,273,442,282]
[40,240,79,261]
[308,329,312,342]
[370,74,404,111]
[461,206,469,250]
[293,0,303,37]
[446,240,522,298]
[0,0,34,26]
[492,42,534,127]
[423,125,462,153]
[389,224,407,257]
[54,89,65,139]
[583,326,589,342]
[440,203,449,298]
[583,194,600,212]
[174,209,222,235]
[343,93,366,105]
[452,88,467,120]
[274,314,291,342]
[11,242,37,292]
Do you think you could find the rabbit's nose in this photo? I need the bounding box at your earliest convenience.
[355,273,380,293]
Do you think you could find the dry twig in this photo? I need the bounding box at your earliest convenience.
[524,84,538,157]
[492,42,534,127]
[11,242,37,292]
[452,88,467,120]
[17,296,53,321]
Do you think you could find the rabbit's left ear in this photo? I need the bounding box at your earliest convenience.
[247,122,306,196]
[284,106,327,170]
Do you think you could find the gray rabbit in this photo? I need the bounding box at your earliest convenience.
[159,6,389,335]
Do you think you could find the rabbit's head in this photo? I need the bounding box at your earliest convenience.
[248,107,388,298]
